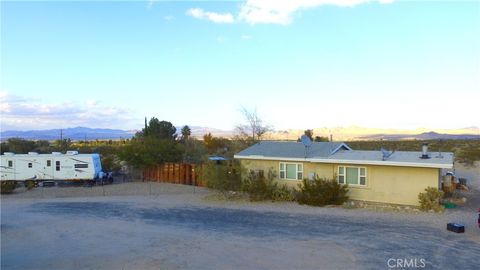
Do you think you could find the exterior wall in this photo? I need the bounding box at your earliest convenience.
[239,159,440,206]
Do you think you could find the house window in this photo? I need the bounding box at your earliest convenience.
[56,161,60,171]
[28,163,32,168]
[47,160,51,167]
[8,160,13,167]
[279,162,303,180]
[74,164,88,169]
[338,166,367,186]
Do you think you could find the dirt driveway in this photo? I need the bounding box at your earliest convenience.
[2,182,479,270]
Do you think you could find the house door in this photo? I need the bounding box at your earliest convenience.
[44,159,54,180]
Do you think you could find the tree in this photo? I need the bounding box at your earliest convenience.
[181,125,191,141]
[120,137,183,169]
[203,133,229,155]
[140,117,177,140]
[304,129,314,141]
[34,140,53,153]
[4,138,35,153]
[314,136,329,142]
[235,106,272,142]
[54,138,72,152]
[181,125,192,162]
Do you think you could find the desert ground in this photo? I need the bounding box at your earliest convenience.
[1,163,479,270]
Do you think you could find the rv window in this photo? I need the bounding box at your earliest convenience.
[28,163,32,168]
[47,160,51,167]
[74,164,88,169]
[8,160,13,167]
[56,161,60,171]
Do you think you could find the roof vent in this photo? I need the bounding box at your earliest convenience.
[52,152,62,155]
[66,151,78,155]
[3,152,15,156]
[28,152,39,155]
[420,143,430,159]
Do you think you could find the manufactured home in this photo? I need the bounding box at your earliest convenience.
[234,141,454,206]
[0,151,103,183]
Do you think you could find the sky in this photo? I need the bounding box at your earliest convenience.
[1,0,479,132]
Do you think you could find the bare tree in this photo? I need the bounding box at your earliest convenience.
[235,106,272,142]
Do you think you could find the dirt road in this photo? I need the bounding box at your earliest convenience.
[2,183,479,269]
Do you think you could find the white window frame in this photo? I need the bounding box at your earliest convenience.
[279,162,303,180]
[337,166,367,186]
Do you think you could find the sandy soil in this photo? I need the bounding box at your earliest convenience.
[1,163,479,270]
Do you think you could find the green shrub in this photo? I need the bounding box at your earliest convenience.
[456,147,480,165]
[241,169,295,201]
[25,180,36,190]
[418,187,444,212]
[296,177,349,206]
[202,161,242,193]
[272,184,296,201]
[1,181,17,194]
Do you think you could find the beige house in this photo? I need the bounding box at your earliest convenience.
[234,141,454,206]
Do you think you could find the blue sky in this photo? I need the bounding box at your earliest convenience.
[1,0,479,131]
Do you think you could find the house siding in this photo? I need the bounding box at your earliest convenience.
[239,159,440,206]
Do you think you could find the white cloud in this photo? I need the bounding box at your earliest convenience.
[239,0,394,25]
[0,91,134,131]
[86,99,99,107]
[147,0,156,9]
[186,8,235,24]
[163,15,174,21]
[187,0,394,25]
[241,34,252,40]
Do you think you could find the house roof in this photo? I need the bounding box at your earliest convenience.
[234,141,454,169]
[234,141,351,159]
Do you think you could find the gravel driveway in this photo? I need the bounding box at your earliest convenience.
[2,182,479,270]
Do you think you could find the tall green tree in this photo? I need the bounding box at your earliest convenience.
[181,125,191,141]
[141,117,177,140]
[120,137,183,169]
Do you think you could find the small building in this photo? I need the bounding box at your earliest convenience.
[234,141,453,206]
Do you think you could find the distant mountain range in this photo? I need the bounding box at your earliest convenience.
[0,127,137,141]
[1,126,479,141]
[358,131,480,140]
[265,126,480,141]
[0,126,233,141]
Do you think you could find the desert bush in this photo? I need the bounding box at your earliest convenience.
[456,147,480,165]
[25,180,35,190]
[272,184,296,201]
[296,177,349,206]
[242,169,294,201]
[202,161,242,193]
[1,181,17,194]
[418,187,444,212]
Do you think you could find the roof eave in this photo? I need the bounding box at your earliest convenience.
[234,155,453,169]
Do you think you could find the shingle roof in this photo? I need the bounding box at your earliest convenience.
[234,141,454,169]
[235,141,351,159]
[323,150,454,168]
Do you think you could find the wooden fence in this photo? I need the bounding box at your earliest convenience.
[143,163,204,186]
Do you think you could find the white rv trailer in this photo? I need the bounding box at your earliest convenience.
[0,151,103,183]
